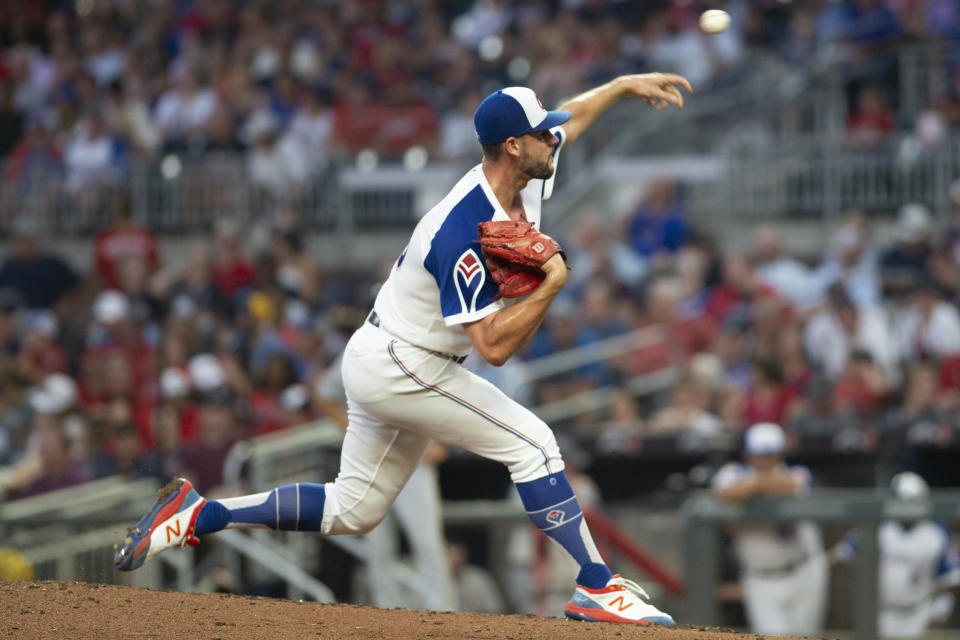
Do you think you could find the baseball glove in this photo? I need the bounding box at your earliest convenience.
[477,220,565,298]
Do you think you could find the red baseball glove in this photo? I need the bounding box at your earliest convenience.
[477,220,566,298]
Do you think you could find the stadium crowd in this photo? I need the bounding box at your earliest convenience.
[2,0,960,502]
[1,0,958,176]
[0,175,960,500]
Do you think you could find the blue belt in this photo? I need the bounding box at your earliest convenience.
[367,311,468,365]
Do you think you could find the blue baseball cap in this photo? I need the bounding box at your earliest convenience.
[474,87,571,145]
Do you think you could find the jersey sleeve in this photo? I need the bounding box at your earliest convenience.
[711,462,746,491]
[422,187,505,326]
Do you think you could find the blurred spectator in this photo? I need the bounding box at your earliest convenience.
[178,387,245,495]
[154,68,219,151]
[625,177,689,259]
[91,420,160,480]
[271,227,321,306]
[712,422,829,636]
[250,353,298,436]
[93,192,161,292]
[880,203,934,300]
[811,216,881,309]
[210,220,256,300]
[706,254,777,327]
[741,358,801,428]
[831,351,893,420]
[879,361,944,445]
[63,111,121,197]
[752,225,815,308]
[0,218,79,310]
[846,84,895,147]
[17,310,68,383]
[244,109,307,205]
[439,89,483,163]
[285,86,333,172]
[564,215,647,295]
[20,414,90,498]
[804,284,898,381]
[892,277,960,362]
[103,76,161,157]
[632,276,714,375]
[647,375,723,437]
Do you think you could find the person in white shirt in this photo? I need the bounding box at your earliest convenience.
[804,284,898,381]
[893,276,960,362]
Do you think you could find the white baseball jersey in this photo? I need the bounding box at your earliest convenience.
[712,462,821,572]
[320,129,568,538]
[373,128,565,358]
[836,520,960,607]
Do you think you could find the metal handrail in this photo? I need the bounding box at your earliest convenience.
[518,325,666,383]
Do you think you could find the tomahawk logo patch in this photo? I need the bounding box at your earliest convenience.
[453,249,485,314]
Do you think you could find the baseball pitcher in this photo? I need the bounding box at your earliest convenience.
[114,73,690,624]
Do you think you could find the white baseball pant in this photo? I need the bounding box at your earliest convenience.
[321,321,564,537]
[742,553,828,636]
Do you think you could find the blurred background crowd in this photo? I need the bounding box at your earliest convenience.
[2,0,960,202]
[0,0,958,499]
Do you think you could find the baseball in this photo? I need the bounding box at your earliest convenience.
[699,9,730,34]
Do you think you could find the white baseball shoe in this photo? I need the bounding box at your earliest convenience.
[114,477,206,571]
[565,574,675,625]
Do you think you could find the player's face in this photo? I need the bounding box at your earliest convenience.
[519,129,558,180]
[747,453,781,472]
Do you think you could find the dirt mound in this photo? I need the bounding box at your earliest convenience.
[2,580,803,639]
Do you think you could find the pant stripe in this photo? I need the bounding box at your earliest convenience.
[387,340,549,467]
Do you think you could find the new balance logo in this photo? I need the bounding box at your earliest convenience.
[609,595,633,612]
[165,521,182,543]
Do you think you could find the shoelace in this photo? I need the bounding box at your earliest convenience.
[608,575,650,600]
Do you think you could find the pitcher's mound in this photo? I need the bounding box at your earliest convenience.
[1,580,807,639]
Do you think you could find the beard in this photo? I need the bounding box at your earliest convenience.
[520,152,554,180]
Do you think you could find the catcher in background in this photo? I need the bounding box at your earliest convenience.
[115,72,691,624]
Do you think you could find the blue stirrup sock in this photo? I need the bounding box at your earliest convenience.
[515,471,612,589]
[194,483,326,535]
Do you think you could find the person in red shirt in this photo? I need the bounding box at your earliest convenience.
[846,84,894,147]
[93,193,160,291]
[706,254,779,327]
[209,220,255,300]
[741,358,801,427]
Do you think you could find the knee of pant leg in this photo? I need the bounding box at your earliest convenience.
[506,423,564,484]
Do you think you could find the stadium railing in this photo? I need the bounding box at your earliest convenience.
[0,476,180,589]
